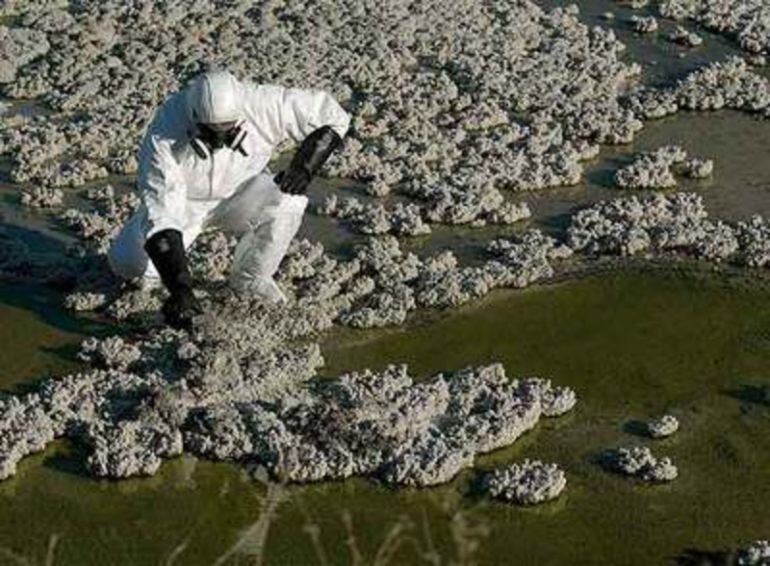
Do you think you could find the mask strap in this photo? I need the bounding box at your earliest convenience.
[188,122,246,159]
[190,135,211,159]
[230,126,248,156]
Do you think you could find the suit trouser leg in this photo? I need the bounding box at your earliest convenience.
[108,202,214,284]
[208,171,307,302]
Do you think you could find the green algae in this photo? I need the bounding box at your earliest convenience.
[0,447,265,565]
[591,110,770,222]
[539,0,746,88]
[0,4,767,564]
[0,268,769,564]
[524,109,770,242]
[317,267,770,565]
[0,284,93,389]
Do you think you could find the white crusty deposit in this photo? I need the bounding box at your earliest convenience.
[647,414,680,438]
[568,192,770,268]
[658,0,770,56]
[615,145,687,189]
[683,157,714,179]
[0,155,581,485]
[0,0,646,218]
[2,0,770,496]
[667,25,703,47]
[317,190,533,236]
[60,184,140,255]
[630,15,659,34]
[0,25,49,83]
[2,186,576,486]
[619,0,650,9]
[483,459,567,505]
[738,540,770,565]
[0,300,578,485]
[49,175,570,328]
[627,57,770,121]
[19,185,64,209]
[602,446,678,482]
[316,195,432,237]
[282,229,571,327]
[614,146,713,189]
[8,188,770,487]
[567,192,741,261]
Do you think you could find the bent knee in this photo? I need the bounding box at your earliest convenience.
[108,241,149,280]
[108,216,151,280]
[273,193,308,218]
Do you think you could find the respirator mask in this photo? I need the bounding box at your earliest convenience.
[190,120,248,159]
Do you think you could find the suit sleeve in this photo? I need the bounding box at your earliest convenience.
[246,84,351,146]
[137,98,188,239]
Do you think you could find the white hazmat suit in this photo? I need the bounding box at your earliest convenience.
[108,70,351,302]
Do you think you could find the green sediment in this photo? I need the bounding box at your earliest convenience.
[591,110,770,222]
[0,268,769,564]
[0,446,265,565]
[320,266,770,565]
[523,109,770,240]
[0,284,92,389]
[1,2,768,562]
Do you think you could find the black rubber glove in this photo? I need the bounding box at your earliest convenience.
[160,288,202,332]
[275,125,343,195]
[274,166,311,196]
[144,229,202,331]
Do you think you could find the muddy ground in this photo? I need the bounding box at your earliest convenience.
[1,0,770,564]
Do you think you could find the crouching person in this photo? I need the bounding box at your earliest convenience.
[108,70,350,330]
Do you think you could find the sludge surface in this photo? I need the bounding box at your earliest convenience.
[0,0,769,563]
[1,270,769,564]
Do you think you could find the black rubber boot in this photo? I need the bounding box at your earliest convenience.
[144,229,202,331]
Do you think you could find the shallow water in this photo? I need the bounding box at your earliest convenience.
[1,268,769,564]
[525,110,770,235]
[606,111,770,221]
[409,108,770,263]
[1,2,769,564]
[529,0,770,228]
[0,284,92,389]
[320,267,770,564]
[417,0,770,253]
[537,0,746,88]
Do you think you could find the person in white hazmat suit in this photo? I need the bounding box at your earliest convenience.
[108,69,350,330]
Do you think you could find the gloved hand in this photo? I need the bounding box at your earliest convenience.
[161,287,203,331]
[144,229,202,331]
[275,125,343,195]
[274,167,311,195]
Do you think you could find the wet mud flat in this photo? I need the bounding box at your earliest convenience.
[1,268,769,564]
[0,0,770,564]
[0,283,87,388]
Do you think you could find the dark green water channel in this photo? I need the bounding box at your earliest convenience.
[1,269,769,564]
[0,284,94,390]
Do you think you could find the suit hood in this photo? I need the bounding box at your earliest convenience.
[186,70,243,124]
